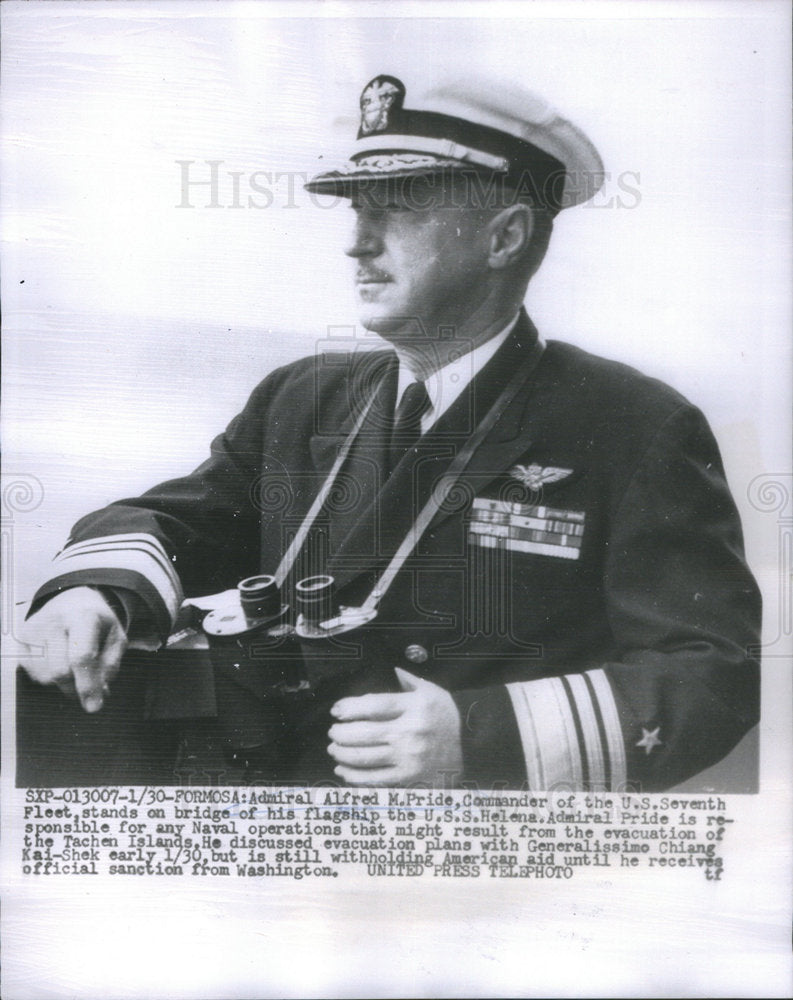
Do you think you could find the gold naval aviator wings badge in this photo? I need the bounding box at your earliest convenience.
[509,464,574,491]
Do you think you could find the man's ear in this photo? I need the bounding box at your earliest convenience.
[487,204,534,269]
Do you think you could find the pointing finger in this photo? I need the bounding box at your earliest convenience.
[66,618,108,712]
[71,656,107,713]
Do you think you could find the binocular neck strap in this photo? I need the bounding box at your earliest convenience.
[273,389,380,588]
[362,337,546,613]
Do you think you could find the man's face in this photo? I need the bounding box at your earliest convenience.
[345,177,493,343]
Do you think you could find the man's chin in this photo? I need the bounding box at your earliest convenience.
[357,312,424,342]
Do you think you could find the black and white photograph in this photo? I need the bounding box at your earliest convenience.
[2,1,791,997]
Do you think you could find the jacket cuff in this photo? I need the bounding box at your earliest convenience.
[505,669,627,792]
[30,573,174,644]
[28,578,170,647]
[452,668,628,792]
[30,532,183,640]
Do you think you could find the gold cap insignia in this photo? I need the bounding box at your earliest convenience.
[360,75,406,135]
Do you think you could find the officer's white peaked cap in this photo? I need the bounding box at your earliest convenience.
[305,74,605,214]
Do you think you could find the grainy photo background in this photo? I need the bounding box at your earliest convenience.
[2,1,791,997]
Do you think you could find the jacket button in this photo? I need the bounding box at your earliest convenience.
[404,644,428,664]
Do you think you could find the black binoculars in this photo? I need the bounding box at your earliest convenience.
[200,572,369,780]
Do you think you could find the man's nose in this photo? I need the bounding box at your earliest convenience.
[344,213,383,258]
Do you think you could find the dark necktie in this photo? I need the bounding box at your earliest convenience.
[389,379,431,473]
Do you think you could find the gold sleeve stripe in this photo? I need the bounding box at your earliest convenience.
[506,677,583,791]
[52,533,183,625]
[504,683,545,789]
[506,668,626,791]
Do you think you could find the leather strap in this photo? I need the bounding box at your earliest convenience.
[274,391,378,588]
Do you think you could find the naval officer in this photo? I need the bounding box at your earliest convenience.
[18,74,761,790]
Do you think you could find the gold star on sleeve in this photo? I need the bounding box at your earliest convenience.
[636,727,662,755]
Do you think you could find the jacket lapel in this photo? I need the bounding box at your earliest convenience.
[308,350,397,474]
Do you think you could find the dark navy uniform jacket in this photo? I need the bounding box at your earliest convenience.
[33,312,761,791]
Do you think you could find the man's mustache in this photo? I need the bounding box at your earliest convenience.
[355,269,392,282]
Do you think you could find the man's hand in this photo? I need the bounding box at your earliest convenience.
[328,667,463,786]
[17,587,127,713]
